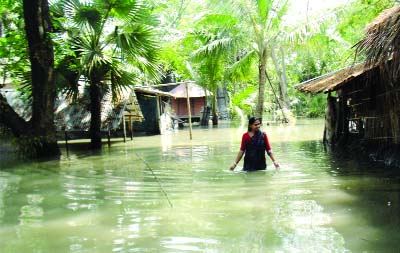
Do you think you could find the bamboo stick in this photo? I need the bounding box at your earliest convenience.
[156,95,162,134]
[185,82,193,140]
[122,115,126,143]
[129,115,133,140]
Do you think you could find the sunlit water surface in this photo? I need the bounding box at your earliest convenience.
[1,120,399,253]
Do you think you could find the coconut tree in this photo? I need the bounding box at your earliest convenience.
[53,0,159,149]
[189,14,239,125]
[238,0,289,119]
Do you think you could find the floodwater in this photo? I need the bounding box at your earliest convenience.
[0,119,399,253]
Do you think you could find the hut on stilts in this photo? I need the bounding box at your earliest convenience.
[168,82,211,124]
[296,5,400,167]
[1,86,144,145]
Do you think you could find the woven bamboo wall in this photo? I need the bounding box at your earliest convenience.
[339,69,400,146]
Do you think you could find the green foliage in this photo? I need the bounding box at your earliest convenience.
[1,0,398,124]
[0,1,29,87]
[188,12,241,92]
[231,84,257,118]
[52,0,160,96]
[293,0,396,118]
[153,0,399,119]
[292,93,327,118]
[158,43,190,80]
[337,0,396,47]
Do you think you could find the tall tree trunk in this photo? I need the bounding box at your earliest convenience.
[211,88,218,125]
[256,48,267,120]
[89,80,102,149]
[271,47,289,109]
[0,0,60,158]
[24,0,59,157]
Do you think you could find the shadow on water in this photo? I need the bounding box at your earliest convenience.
[294,140,400,252]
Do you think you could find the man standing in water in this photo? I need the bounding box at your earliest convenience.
[230,117,280,171]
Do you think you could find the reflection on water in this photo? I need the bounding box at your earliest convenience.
[0,119,399,252]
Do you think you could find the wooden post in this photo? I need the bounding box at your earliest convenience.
[186,82,193,140]
[129,115,133,140]
[122,115,126,143]
[64,131,69,156]
[107,128,111,148]
[156,95,162,134]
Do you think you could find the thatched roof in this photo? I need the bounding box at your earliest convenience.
[297,5,400,94]
[0,89,31,121]
[169,83,211,98]
[1,87,143,132]
[295,62,376,94]
[356,5,400,78]
[55,87,143,131]
[365,5,400,31]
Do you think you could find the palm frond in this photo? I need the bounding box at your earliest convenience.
[49,0,65,17]
[56,0,161,92]
[62,0,102,32]
[257,0,272,22]
[55,56,81,99]
[110,65,137,87]
[270,0,289,31]
[116,0,157,26]
[195,13,238,30]
[110,24,161,79]
[185,61,201,83]
[191,37,234,59]
[72,35,112,76]
[15,70,32,100]
[109,61,139,101]
[228,49,257,82]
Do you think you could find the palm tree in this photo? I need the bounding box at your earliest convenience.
[238,0,289,119]
[53,0,159,149]
[189,14,239,125]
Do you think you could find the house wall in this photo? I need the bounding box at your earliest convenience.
[133,93,160,134]
[337,69,400,144]
[329,68,400,166]
[171,97,205,118]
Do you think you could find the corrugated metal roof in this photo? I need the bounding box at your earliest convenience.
[169,83,211,98]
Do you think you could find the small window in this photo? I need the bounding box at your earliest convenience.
[349,119,362,134]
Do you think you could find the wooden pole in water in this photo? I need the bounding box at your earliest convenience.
[122,115,126,143]
[185,82,193,140]
[156,95,162,134]
[107,128,111,148]
[129,115,133,140]
[64,131,69,156]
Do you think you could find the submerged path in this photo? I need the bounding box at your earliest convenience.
[0,120,399,252]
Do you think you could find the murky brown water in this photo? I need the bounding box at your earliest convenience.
[0,119,399,252]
